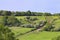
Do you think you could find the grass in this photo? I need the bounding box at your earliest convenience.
[17,31,60,40]
[0,16,60,40]
[9,27,60,40]
[9,27,33,35]
[10,16,60,40]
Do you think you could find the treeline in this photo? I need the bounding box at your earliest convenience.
[0,10,60,16]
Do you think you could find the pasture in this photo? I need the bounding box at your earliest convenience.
[9,16,60,40]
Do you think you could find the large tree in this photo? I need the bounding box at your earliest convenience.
[0,24,17,40]
[0,16,18,40]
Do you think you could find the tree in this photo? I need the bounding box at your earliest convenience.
[2,11,12,16]
[0,16,18,40]
[15,11,21,16]
[43,12,52,16]
[0,10,3,15]
[26,10,31,16]
[43,16,54,31]
[7,13,21,26]
[0,24,18,40]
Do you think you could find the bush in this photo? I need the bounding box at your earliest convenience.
[35,21,47,29]
[0,24,17,40]
[52,36,60,40]
[26,16,30,20]
[7,16,21,26]
[44,25,55,31]
[30,17,38,21]
[53,28,60,32]
[21,24,34,28]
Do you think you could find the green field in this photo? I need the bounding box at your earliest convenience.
[9,27,33,35]
[1,10,60,40]
[9,16,60,40]
[18,32,60,40]
[9,27,60,40]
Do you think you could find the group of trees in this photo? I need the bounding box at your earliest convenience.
[0,24,18,40]
[0,10,60,16]
[43,16,60,32]
[0,10,22,27]
[3,16,21,27]
[43,16,55,31]
[0,16,18,40]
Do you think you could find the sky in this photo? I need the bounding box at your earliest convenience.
[0,0,60,13]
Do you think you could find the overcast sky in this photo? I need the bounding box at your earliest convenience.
[0,0,60,13]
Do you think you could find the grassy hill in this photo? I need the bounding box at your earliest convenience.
[9,27,60,40]
[8,16,60,40]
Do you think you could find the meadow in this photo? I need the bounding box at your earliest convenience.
[9,27,60,40]
[9,16,60,40]
[0,11,60,40]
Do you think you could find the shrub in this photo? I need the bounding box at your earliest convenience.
[53,27,60,32]
[44,25,55,31]
[7,16,21,26]
[26,16,30,20]
[21,24,34,28]
[30,17,38,21]
[52,36,60,40]
[0,24,17,40]
[35,21,47,29]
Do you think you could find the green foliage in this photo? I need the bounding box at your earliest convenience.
[21,24,34,28]
[0,24,17,40]
[52,36,60,40]
[44,25,54,31]
[0,10,60,16]
[3,15,21,27]
[2,11,12,16]
[26,16,30,20]
[0,10,53,16]
[1,10,60,40]
[7,16,21,26]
